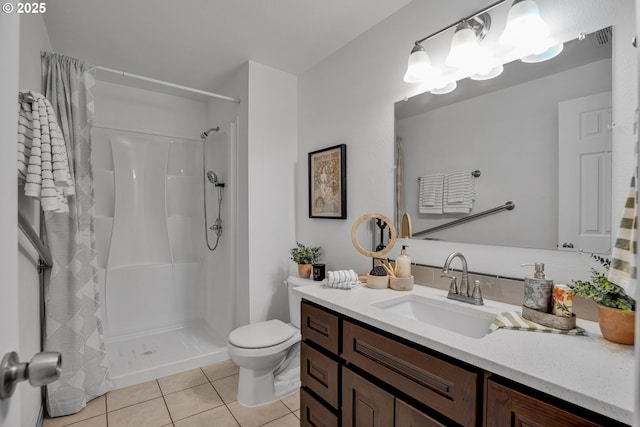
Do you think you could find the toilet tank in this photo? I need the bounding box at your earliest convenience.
[287,275,317,328]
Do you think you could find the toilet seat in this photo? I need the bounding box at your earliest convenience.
[228,319,297,349]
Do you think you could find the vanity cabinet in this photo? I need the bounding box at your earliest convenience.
[300,299,627,427]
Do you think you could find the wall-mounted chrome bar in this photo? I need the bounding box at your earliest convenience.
[413,201,515,237]
[18,213,52,270]
[418,170,481,180]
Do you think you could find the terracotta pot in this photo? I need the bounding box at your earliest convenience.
[298,264,312,278]
[597,304,635,345]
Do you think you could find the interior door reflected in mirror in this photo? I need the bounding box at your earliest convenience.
[395,28,612,253]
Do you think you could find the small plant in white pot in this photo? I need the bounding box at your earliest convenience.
[289,242,321,278]
[571,255,636,345]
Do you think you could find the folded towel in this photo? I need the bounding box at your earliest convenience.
[18,90,74,212]
[418,173,444,214]
[490,311,586,335]
[322,269,360,289]
[443,170,476,214]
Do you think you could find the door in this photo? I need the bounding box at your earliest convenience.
[0,12,22,427]
[558,92,612,253]
[342,367,394,427]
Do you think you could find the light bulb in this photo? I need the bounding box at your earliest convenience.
[403,44,441,83]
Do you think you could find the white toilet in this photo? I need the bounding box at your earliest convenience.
[227,276,316,407]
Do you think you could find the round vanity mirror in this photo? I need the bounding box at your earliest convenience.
[351,213,397,258]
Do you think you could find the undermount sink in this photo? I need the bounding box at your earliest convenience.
[372,294,496,339]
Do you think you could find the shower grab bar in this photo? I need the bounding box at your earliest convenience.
[18,212,52,270]
[413,201,515,237]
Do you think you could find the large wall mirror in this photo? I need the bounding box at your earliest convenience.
[395,28,613,253]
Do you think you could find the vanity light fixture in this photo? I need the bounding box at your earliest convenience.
[499,0,551,55]
[403,0,557,86]
[430,81,457,95]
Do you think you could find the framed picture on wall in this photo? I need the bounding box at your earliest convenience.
[308,144,347,219]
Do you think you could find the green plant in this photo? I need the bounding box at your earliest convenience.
[571,254,635,312]
[289,241,321,265]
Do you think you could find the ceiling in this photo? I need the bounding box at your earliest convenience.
[42,0,413,96]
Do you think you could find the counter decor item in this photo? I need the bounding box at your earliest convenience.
[312,263,326,281]
[521,263,554,312]
[571,254,636,345]
[289,241,322,278]
[366,265,389,289]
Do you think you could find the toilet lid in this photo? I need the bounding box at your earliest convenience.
[229,319,296,349]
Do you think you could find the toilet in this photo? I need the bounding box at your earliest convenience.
[227,276,317,407]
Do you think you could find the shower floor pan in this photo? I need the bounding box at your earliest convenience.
[105,320,228,390]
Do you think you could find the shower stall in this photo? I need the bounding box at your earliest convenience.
[92,121,236,389]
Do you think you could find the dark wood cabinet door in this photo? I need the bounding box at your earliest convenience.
[342,366,394,427]
[300,388,339,427]
[486,379,603,427]
[395,399,447,427]
[301,301,340,354]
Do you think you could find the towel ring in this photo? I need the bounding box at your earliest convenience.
[351,213,397,258]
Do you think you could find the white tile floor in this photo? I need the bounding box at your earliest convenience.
[43,360,300,427]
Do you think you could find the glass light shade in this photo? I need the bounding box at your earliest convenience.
[520,43,564,63]
[403,45,441,83]
[500,0,549,54]
[470,64,504,80]
[445,27,481,68]
[430,81,457,95]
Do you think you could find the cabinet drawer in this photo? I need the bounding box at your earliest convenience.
[342,320,479,427]
[396,399,447,427]
[301,301,340,354]
[301,342,340,409]
[300,388,339,427]
[486,379,605,427]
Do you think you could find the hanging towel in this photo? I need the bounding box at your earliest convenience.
[418,173,444,214]
[608,112,638,298]
[443,170,476,213]
[490,311,586,335]
[322,269,360,289]
[17,90,74,212]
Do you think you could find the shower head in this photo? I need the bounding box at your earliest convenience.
[201,127,220,139]
[207,171,218,184]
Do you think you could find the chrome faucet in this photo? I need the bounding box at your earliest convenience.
[441,252,483,305]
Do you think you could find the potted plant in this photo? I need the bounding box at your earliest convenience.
[571,255,636,345]
[289,242,321,278]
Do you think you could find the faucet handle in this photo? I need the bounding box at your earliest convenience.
[472,280,484,305]
[441,274,458,295]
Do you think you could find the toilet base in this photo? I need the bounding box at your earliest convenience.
[236,366,300,407]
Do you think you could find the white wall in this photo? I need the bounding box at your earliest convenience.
[1,11,22,427]
[247,62,298,323]
[17,13,53,427]
[398,59,612,249]
[298,0,636,285]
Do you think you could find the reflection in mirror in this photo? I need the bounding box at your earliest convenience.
[395,28,612,253]
[351,213,397,258]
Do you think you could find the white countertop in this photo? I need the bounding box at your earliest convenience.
[292,280,635,424]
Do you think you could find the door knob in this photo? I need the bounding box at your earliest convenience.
[0,351,61,400]
[562,242,574,248]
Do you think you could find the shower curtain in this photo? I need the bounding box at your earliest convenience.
[41,52,111,417]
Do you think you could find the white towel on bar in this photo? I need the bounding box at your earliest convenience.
[18,90,74,212]
[443,170,476,213]
[418,173,444,214]
[322,269,360,289]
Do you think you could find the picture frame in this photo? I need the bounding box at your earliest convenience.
[308,144,347,219]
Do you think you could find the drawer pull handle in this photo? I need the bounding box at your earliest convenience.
[308,318,330,337]
[353,339,453,399]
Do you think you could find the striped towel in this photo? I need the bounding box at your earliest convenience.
[18,90,74,212]
[489,311,586,335]
[443,170,476,213]
[418,173,444,214]
[322,269,360,289]
[608,110,638,298]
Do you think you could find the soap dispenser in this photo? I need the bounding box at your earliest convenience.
[521,263,554,313]
[396,245,411,278]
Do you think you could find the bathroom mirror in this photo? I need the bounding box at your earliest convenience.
[351,213,397,258]
[395,28,613,252]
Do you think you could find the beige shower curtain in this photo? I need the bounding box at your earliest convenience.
[41,52,111,417]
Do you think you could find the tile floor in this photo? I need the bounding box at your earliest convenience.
[42,360,301,427]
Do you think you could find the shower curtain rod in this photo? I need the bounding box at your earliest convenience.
[95,65,241,103]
